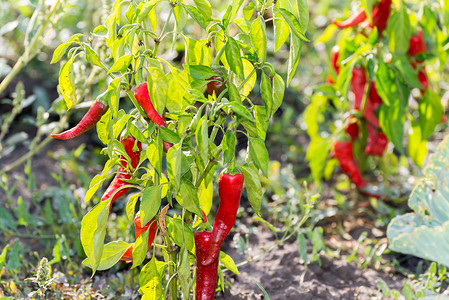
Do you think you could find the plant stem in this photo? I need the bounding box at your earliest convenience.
[164,235,178,300]
[195,159,218,188]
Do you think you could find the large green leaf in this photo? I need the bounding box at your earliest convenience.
[387,136,449,267]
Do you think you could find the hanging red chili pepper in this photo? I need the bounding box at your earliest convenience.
[194,231,219,300]
[408,31,426,58]
[327,46,341,84]
[331,140,366,188]
[369,81,382,109]
[333,8,367,28]
[361,0,392,34]
[121,212,157,261]
[365,125,388,156]
[352,66,380,128]
[202,170,244,266]
[345,116,359,140]
[51,100,109,140]
[101,136,142,206]
[134,83,173,152]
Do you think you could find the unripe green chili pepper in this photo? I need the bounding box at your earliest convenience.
[203,170,244,266]
[134,83,173,151]
[195,231,219,300]
[51,100,108,140]
[101,136,142,206]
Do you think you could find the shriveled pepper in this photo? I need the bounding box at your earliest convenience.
[202,170,244,266]
[194,231,219,300]
[101,136,142,206]
[134,83,173,152]
[332,140,366,188]
[51,100,108,140]
[121,212,157,261]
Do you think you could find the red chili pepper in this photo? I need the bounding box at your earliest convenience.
[194,231,219,300]
[361,0,392,34]
[331,140,366,188]
[411,62,429,93]
[345,116,359,140]
[352,66,380,128]
[207,76,226,97]
[202,170,244,266]
[369,81,382,109]
[327,46,340,84]
[101,136,142,206]
[51,101,108,140]
[408,31,426,58]
[365,125,388,156]
[121,212,157,261]
[333,8,367,28]
[134,83,173,152]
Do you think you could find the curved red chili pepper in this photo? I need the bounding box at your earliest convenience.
[202,170,244,266]
[101,136,142,206]
[134,83,173,152]
[194,231,219,300]
[351,66,380,128]
[345,116,359,140]
[121,212,157,261]
[408,31,426,58]
[333,8,367,28]
[51,101,108,140]
[368,0,391,34]
[332,140,366,188]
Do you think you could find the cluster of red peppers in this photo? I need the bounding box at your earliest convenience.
[332,0,392,35]
[51,83,174,261]
[195,169,244,299]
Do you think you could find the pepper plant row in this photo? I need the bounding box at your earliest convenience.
[50,0,309,298]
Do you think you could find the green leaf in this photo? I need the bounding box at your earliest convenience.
[260,73,273,118]
[186,64,215,80]
[250,17,267,62]
[272,73,285,115]
[230,0,244,22]
[178,245,190,300]
[165,216,195,252]
[419,89,443,140]
[273,8,290,52]
[51,42,72,64]
[196,117,209,166]
[394,57,423,89]
[167,144,182,192]
[82,241,130,271]
[108,54,132,74]
[219,251,240,274]
[286,34,302,86]
[139,258,164,298]
[0,246,8,270]
[193,0,212,20]
[223,129,236,164]
[379,80,409,153]
[175,179,205,220]
[225,37,244,79]
[387,7,412,54]
[80,200,110,274]
[184,4,206,28]
[140,185,162,225]
[408,121,427,167]
[224,102,254,122]
[249,137,269,177]
[93,25,108,36]
[276,8,309,42]
[240,162,262,216]
[254,106,269,140]
[59,58,76,109]
[296,0,309,33]
[158,127,180,144]
[374,62,394,106]
[132,230,150,269]
[228,82,241,103]
[138,0,159,22]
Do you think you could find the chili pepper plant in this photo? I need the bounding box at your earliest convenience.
[305,0,448,195]
[50,0,309,298]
